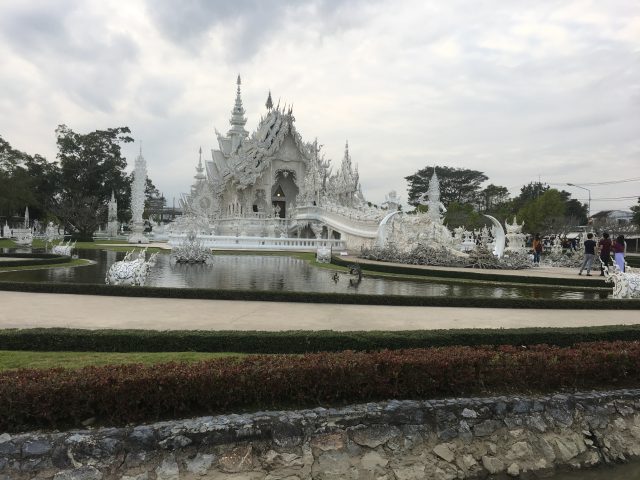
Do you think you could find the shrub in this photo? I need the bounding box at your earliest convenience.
[1,342,639,432]
[4,326,640,353]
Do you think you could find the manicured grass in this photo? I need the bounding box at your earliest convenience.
[0,258,91,272]
[0,239,17,248]
[0,350,242,371]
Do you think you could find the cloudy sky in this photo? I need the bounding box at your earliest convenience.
[1,0,638,213]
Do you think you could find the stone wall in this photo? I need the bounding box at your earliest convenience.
[2,389,640,480]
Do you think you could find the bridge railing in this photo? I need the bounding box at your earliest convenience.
[169,234,347,251]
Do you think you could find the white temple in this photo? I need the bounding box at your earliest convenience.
[175,76,384,250]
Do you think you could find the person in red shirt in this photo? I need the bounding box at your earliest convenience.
[613,235,626,273]
[598,232,612,276]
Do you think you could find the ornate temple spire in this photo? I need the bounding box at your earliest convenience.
[194,147,206,182]
[265,90,273,110]
[228,75,248,138]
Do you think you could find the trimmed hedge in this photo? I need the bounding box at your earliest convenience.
[0,281,635,309]
[2,342,639,432]
[0,253,70,268]
[4,326,640,353]
[334,256,607,288]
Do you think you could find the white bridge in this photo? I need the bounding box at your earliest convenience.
[293,205,380,239]
[169,233,347,251]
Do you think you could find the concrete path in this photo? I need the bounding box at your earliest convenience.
[0,291,637,331]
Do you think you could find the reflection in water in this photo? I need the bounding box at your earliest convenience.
[552,461,640,479]
[0,249,606,299]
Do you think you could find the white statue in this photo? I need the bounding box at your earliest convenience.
[107,191,119,237]
[603,260,640,299]
[52,240,76,257]
[504,216,526,255]
[105,249,158,286]
[316,245,332,263]
[128,147,149,244]
[170,231,213,264]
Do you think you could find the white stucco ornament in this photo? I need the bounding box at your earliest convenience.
[603,261,640,299]
[105,249,158,286]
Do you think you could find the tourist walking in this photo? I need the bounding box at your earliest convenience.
[532,234,542,266]
[598,232,612,276]
[613,235,626,273]
[578,233,596,276]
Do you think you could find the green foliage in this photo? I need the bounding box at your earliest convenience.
[405,166,488,206]
[3,326,640,353]
[479,184,510,213]
[517,189,566,234]
[0,350,240,371]
[0,135,55,219]
[443,202,486,230]
[631,197,640,228]
[0,253,70,268]
[1,342,639,431]
[55,125,134,240]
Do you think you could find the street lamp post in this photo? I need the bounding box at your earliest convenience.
[567,183,591,222]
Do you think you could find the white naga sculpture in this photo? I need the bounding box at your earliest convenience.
[603,261,640,299]
[170,231,213,264]
[51,240,76,257]
[105,249,158,286]
[128,148,149,244]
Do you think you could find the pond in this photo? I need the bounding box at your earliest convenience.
[0,249,607,299]
[552,461,640,479]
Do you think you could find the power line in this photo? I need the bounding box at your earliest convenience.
[549,177,640,187]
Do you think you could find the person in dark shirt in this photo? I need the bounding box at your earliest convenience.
[578,233,596,276]
[598,232,612,276]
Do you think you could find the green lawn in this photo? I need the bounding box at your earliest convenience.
[0,258,92,272]
[0,351,243,371]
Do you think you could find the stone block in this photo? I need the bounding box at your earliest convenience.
[219,444,255,473]
[310,432,346,451]
[360,450,388,470]
[53,466,103,480]
[350,425,400,448]
[432,443,455,463]
[185,453,215,475]
[473,420,502,437]
[481,455,504,474]
[155,454,180,480]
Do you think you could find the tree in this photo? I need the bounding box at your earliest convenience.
[631,197,640,229]
[512,181,549,212]
[479,184,510,213]
[405,166,488,207]
[0,135,57,221]
[517,189,566,234]
[55,125,133,240]
[444,202,486,230]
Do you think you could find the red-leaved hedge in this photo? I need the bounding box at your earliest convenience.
[1,342,639,432]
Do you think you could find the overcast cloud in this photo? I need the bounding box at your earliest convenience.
[0,0,638,212]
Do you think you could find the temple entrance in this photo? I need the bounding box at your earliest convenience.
[271,171,298,220]
[272,200,286,218]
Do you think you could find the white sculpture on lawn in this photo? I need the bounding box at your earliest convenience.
[52,240,76,257]
[128,148,149,244]
[105,249,158,286]
[107,191,119,238]
[14,206,33,246]
[504,216,526,254]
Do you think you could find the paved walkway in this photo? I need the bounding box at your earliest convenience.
[0,291,637,331]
